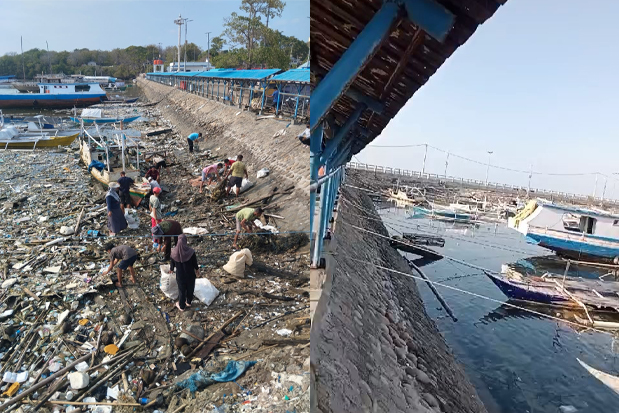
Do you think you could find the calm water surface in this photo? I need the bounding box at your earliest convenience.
[379,206,618,413]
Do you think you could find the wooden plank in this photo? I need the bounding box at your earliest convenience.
[195,330,226,359]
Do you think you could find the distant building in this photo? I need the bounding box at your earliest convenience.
[167,58,214,72]
[87,61,97,67]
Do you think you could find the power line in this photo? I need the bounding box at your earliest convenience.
[366,142,613,177]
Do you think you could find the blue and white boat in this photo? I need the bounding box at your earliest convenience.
[0,83,107,109]
[69,108,141,125]
[508,200,619,263]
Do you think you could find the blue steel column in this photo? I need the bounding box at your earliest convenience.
[293,84,302,121]
[309,126,323,245]
[310,1,399,130]
[312,170,332,266]
[275,83,282,116]
[259,81,266,114]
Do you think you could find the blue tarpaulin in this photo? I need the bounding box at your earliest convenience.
[175,361,257,393]
[88,160,105,172]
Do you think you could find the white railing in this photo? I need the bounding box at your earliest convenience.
[346,162,619,205]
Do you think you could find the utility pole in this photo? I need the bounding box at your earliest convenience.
[592,174,598,198]
[46,41,51,74]
[527,163,533,197]
[444,152,449,177]
[158,42,162,58]
[422,144,428,175]
[205,32,211,65]
[183,18,193,72]
[174,15,184,72]
[485,151,493,186]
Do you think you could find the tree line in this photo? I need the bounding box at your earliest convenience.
[0,0,308,80]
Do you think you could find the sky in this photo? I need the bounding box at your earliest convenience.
[356,0,619,199]
[0,0,309,56]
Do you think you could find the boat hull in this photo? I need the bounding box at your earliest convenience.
[0,94,104,109]
[527,231,619,262]
[70,115,140,125]
[1,133,79,149]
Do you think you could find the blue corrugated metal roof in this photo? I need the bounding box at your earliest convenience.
[147,69,281,81]
[270,69,310,83]
[0,75,16,80]
[195,69,281,80]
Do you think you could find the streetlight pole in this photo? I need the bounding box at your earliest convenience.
[174,15,184,72]
[422,143,428,175]
[485,151,493,186]
[592,174,598,199]
[527,163,533,197]
[205,32,211,65]
[444,152,449,177]
[183,18,193,72]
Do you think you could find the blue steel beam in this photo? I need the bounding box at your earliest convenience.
[345,88,384,114]
[319,103,366,165]
[402,0,454,42]
[310,1,399,131]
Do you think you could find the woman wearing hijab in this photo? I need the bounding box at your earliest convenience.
[106,182,127,236]
[169,234,200,311]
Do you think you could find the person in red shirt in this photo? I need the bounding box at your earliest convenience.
[145,166,160,183]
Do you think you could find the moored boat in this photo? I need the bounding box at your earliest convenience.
[508,200,619,263]
[70,108,141,125]
[0,125,79,149]
[0,83,107,109]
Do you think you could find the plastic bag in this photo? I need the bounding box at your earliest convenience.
[194,278,219,306]
[228,179,254,195]
[256,168,269,179]
[159,264,179,300]
[124,209,139,229]
[222,249,253,278]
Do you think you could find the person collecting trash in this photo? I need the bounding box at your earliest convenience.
[106,183,127,236]
[233,207,263,249]
[102,243,138,287]
[168,234,201,312]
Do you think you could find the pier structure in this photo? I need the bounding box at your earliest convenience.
[310,0,509,412]
[145,68,311,121]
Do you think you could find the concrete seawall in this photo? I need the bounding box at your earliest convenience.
[137,78,309,230]
[311,182,487,412]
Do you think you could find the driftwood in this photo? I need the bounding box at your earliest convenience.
[185,310,244,360]
[251,260,304,280]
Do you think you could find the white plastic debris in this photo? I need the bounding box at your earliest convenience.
[2,371,28,383]
[183,227,209,235]
[276,329,293,337]
[256,168,270,178]
[75,361,90,372]
[59,226,74,235]
[1,278,17,289]
[106,384,120,400]
[124,209,140,229]
[193,278,220,307]
[68,371,90,389]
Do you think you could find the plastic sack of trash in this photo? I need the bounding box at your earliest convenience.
[159,264,179,300]
[228,179,254,195]
[222,249,252,278]
[194,278,219,306]
[256,168,269,179]
[124,209,139,229]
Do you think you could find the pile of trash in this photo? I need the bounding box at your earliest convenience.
[0,105,310,412]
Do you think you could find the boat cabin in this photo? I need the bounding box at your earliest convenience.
[38,83,105,95]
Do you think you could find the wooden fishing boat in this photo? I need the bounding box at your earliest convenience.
[508,200,619,263]
[485,265,619,312]
[78,132,150,206]
[70,114,141,125]
[0,125,79,149]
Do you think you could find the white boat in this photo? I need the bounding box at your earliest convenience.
[508,200,619,263]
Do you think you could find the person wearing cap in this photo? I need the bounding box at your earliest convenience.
[199,162,224,193]
[233,207,263,249]
[117,171,134,213]
[106,182,127,236]
[102,243,138,287]
[148,176,161,194]
[151,220,183,261]
[149,187,163,229]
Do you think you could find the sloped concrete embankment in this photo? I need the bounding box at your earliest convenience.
[311,183,487,413]
[137,78,309,230]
